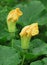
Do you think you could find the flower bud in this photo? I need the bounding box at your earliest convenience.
[7,8,23,32]
[20,23,39,49]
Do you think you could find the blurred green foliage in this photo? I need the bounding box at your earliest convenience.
[0,0,47,65]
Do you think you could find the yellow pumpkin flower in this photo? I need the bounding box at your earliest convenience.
[7,8,23,32]
[20,23,39,37]
[7,8,23,22]
[20,23,39,49]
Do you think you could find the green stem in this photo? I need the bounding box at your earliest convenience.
[11,39,14,48]
[21,50,27,65]
[21,55,25,65]
[10,32,15,48]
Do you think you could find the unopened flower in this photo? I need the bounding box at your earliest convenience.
[7,8,23,22]
[20,23,39,37]
[20,23,39,49]
[7,8,23,32]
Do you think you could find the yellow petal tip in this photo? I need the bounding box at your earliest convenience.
[20,23,39,37]
[7,8,23,22]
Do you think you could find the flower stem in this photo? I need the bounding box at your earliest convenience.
[21,55,25,65]
[21,49,28,65]
[11,39,14,48]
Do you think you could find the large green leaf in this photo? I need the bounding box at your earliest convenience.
[30,58,47,65]
[0,45,21,65]
[16,1,45,26]
[30,39,47,55]
[37,13,47,25]
[30,60,43,65]
[25,39,47,60]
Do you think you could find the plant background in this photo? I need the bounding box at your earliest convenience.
[0,0,47,65]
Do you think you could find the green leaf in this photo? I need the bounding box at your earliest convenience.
[25,39,47,60]
[30,39,47,55]
[40,0,47,10]
[42,58,47,65]
[0,7,9,41]
[0,6,12,43]
[30,58,47,65]
[13,39,21,51]
[0,45,21,65]
[16,1,45,26]
[30,60,43,65]
[37,13,47,25]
